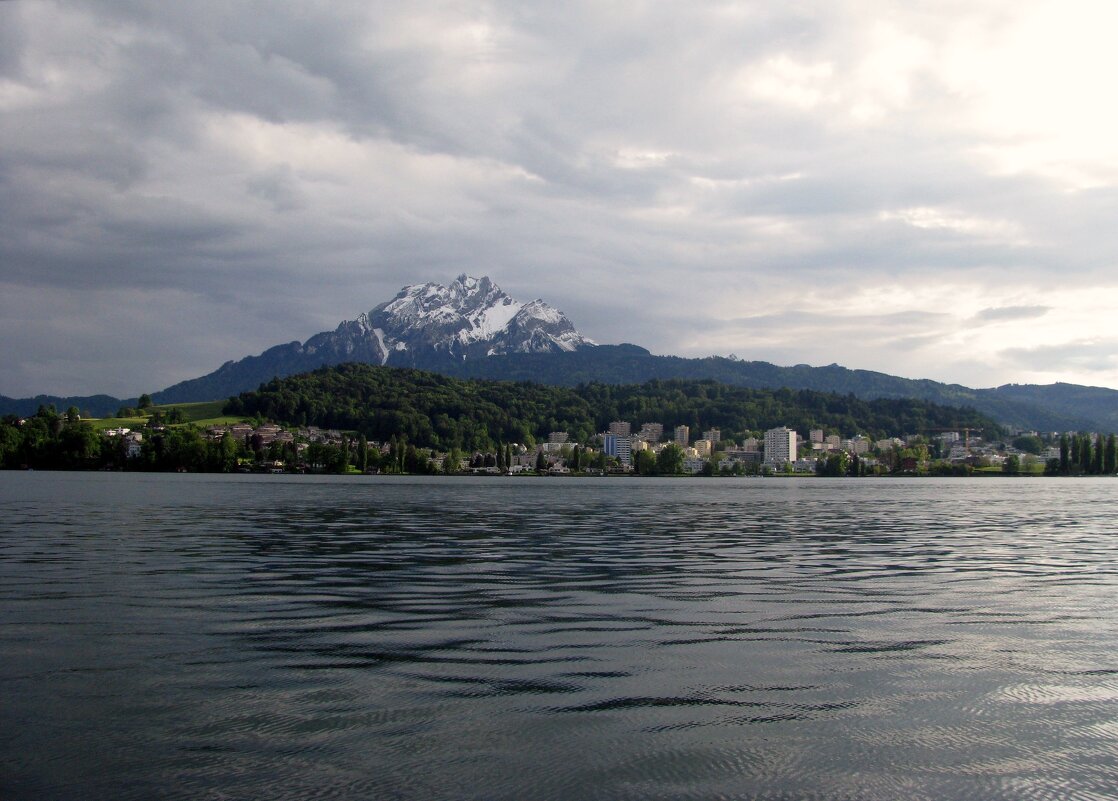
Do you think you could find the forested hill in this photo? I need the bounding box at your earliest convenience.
[437,345,1118,432]
[225,363,1000,451]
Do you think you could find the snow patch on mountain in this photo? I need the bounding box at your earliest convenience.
[371,328,390,365]
[362,274,595,361]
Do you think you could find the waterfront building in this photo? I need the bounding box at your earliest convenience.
[604,434,632,465]
[764,426,798,467]
[682,456,706,474]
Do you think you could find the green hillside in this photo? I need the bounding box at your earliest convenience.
[226,362,1001,451]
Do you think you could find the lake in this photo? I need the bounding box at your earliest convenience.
[2,472,1117,800]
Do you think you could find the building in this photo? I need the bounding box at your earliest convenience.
[674,425,690,447]
[638,423,663,443]
[848,436,870,455]
[694,439,713,457]
[682,456,706,474]
[721,450,762,469]
[608,421,631,437]
[548,431,569,444]
[603,434,632,465]
[810,429,824,445]
[764,426,798,466]
[702,428,721,445]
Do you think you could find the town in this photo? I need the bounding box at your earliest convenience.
[5,398,1116,476]
[97,417,1115,477]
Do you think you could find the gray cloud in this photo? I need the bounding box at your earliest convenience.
[973,305,1051,322]
[999,341,1118,374]
[1,0,1117,396]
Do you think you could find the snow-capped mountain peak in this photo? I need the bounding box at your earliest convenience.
[363,275,594,365]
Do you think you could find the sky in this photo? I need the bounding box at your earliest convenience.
[3,0,1118,398]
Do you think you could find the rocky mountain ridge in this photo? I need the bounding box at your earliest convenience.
[149,275,594,403]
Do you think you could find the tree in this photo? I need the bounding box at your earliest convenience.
[634,449,656,475]
[816,451,848,477]
[1003,455,1020,475]
[1106,434,1117,475]
[535,450,547,473]
[1012,435,1043,455]
[357,434,368,473]
[1059,434,1070,474]
[138,394,153,410]
[656,443,684,475]
[571,445,581,472]
[444,447,461,475]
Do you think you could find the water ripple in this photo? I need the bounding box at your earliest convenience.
[3,473,1118,800]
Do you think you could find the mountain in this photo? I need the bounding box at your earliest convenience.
[3,275,1117,433]
[151,275,594,404]
[0,393,126,419]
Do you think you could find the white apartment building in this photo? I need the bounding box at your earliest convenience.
[608,421,631,437]
[702,428,721,445]
[810,429,824,444]
[764,426,798,466]
[674,425,690,447]
[638,422,664,443]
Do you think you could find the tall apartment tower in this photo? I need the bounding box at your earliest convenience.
[703,428,721,445]
[674,425,690,447]
[638,423,664,443]
[608,421,631,437]
[763,426,798,466]
[603,434,632,465]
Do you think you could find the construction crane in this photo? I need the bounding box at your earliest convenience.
[922,427,978,451]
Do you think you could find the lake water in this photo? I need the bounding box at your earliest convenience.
[2,472,1118,800]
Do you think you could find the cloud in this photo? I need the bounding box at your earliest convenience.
[2,0,1118,396]
[973,305,1051,322]
[999,340,1118,374]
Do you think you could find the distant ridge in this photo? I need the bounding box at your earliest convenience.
[0,393,126,419]
[432,345,1118,433]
